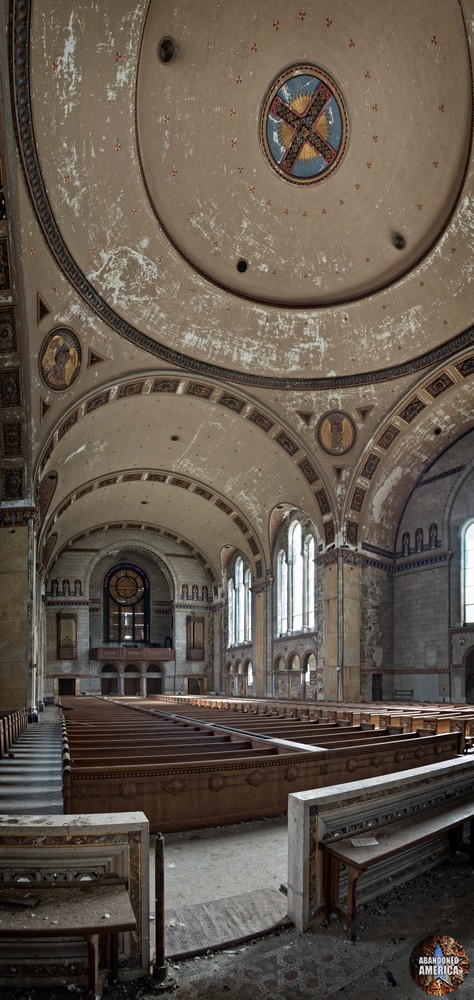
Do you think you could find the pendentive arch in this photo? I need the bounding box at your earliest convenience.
[343,358,474,551]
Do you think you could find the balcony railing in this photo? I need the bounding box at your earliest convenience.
[89,647,175,661]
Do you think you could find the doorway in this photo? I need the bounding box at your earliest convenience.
[124,664,141,696]
[466,649,474,704]
[101,665,118,696]
[58,678,76,696]
[146,665,163,695]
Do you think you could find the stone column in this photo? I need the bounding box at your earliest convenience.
[322,555,338,700]
[321,549,362,703]
[342,555,362,701]
[252,578,272,698]
[212,603,223,693]
[0,510,37,710]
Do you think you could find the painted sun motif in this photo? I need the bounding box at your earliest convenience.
[261,66,348,184]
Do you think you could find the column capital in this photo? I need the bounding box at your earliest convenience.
[0,505,39,528]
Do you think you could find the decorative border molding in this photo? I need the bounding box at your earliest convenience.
[0,505,39,527]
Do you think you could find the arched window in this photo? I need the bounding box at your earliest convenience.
[290,522,303,631]
[104,564,149,644]
[277,549,288,635]
[246,661,253,688]
[227,556,252,646]
[227,578,235,644]
[463,521,474,624]
[235,557,245,643]
[276,520,317,636]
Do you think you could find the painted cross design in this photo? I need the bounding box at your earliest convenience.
[270,83,337,174]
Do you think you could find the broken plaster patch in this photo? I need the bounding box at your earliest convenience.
[88,247,158,306]
[370,465,403,523]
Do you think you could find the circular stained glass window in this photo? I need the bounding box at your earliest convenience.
[109,568,144,605]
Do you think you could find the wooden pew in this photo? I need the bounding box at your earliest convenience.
[61,697,463,834]
[324,800,474,940]
[0,709,28,757]
[287,756,474,936]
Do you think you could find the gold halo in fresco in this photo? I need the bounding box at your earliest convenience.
[39,328,81,391]
[317,411,356,455]
[261,65,348,184]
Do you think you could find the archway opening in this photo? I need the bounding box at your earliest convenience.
[124,663,141,696]
[101,664,118,696]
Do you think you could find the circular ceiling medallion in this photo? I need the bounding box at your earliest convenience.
[317,411,356,455]
[261,65,348,184]
[39,328,81,392]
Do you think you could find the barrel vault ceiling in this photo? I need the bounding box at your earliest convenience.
[0,0,472,587]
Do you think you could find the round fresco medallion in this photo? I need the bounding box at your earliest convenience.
[317,411,356,455]
[261,65,348,184]
[40,328,81,391]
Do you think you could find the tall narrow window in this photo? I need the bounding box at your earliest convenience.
[290,521,303,631]
[464,522,474,623]
[304,534,315,629]
[244,568,252,641]
[227,555,252,646]
[277,549,288,634]
[104,564,149,643]
[228,578,235,645]
[235,557,245,643]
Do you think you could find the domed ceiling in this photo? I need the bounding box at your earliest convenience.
[1,0,472,581]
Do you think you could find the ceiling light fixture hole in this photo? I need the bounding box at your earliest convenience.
[392,233,406,250]
[158,36,176,64]
[237,259,248,273]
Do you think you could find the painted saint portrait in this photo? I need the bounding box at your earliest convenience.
[40,328,81,391]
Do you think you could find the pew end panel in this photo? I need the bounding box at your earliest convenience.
[0,812,149,989]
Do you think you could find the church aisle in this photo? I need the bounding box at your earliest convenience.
[0,704,63,815]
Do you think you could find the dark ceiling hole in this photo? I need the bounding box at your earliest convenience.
[434,426,442,435]
[158,36,176,63]
[392,233,406,250]
[237,259,248,273]
[170,435,179,441]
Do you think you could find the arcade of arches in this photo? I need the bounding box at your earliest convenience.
[0,1,473,713]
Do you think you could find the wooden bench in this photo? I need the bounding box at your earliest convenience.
[323,799,474,940]
[393,688,414,701]
[287,755,474,934]
[0,709,28,758]
[0,880,136,997]
[61,698,463,834]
